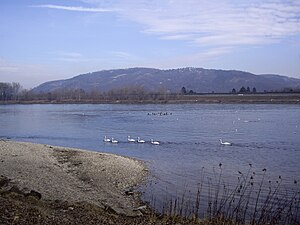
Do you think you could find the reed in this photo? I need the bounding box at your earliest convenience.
[145,164,299,225]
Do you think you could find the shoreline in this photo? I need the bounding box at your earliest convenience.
[0,140,148,217]
[1,140,299,224]
[1,93,300,104]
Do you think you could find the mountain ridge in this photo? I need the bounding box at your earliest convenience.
[32,67,300,94]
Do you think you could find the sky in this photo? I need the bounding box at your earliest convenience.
[0,0,300,89]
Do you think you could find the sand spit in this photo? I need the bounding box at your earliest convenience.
[0,140,148,216]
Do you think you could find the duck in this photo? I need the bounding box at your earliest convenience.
[127,136,136,143]
[137,137,145,143]
[220,139,232,146]
[111,137,118,143]
[151,139,160,145]
[103,136,111,142]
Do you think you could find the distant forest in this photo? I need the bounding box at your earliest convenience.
[1,82,299,103]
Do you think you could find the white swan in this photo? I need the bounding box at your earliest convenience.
[103,136,111,142]
[220,139,232,146]
[137,137,145,143]
[151,139,160,145]
[127,136,136,143]
[111,137,118,143]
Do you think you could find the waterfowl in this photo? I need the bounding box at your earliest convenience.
[137,137,145,143]
[220,139,232,146]
[151,139,160,145]
[127,136,136,143]
[111,138,118,143]
[103,136,111,142]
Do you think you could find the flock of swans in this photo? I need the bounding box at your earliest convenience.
[103,136,160,145]
[104,136,232,146]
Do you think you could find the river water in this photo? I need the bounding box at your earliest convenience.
[0,104,299,218]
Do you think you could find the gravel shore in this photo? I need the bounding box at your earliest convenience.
[0,140,148,216]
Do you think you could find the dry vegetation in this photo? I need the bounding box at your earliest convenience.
[1,81,300,104]
[0,175,231,225]
[1,169,299,225]
[147,165,300,225]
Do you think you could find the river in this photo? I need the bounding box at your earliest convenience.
[0,104,299,219]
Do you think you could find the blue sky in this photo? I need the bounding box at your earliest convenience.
[1,0,300,88]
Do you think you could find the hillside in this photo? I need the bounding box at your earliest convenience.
[32,68,300,93]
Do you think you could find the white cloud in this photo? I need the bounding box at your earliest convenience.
[31,0,300,65]
[50,51,86,62]
[108,51,138,60]
[111,0,300,49]
[56,0,298,60]
[0,59,19,73]
[33,1,300,51]
[32,4,119,13]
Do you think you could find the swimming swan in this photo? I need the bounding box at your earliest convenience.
[103,136,111,142]
[111,137,118,143]
[220,139,232,146]
[137,137,145,143]
[151,139,160,145]
[127,136,136,142]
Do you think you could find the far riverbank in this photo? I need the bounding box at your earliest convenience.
[1,93,300,104]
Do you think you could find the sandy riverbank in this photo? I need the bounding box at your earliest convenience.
[0,140,148,217]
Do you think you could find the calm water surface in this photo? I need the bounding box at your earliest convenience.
[0,104,299,214]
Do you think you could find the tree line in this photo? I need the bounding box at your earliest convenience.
[231,86,256,93]
[32,86,176,102]
[1,82,299,103]
[0,82,22,101]
[181,86,258,95]
[0,82,180,102]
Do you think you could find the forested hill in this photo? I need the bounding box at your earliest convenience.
[32,67,300,94]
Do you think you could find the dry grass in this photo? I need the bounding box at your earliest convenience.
[146,165,299,225]
[1,163,299,225]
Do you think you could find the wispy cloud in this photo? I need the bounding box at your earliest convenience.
[32,0,300,60]
[32,4,119,13]
[143,47,234,69]
[51,51,85,62]
[108,51,138,60]
[112,0,300,51]
[33,1,300,48]
[0,58,19,72]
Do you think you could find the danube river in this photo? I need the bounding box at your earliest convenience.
[0,104,299,216]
